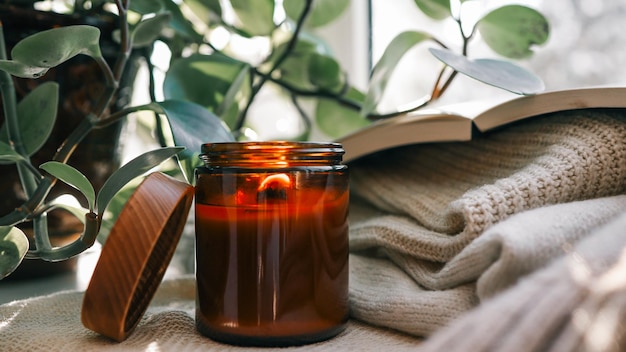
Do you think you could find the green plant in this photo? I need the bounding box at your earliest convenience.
[0,0,233,278]
[0,0,549,279]
[153,0,549,141]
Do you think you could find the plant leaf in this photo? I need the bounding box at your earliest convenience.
[217,65,250,128]
[163,54,250,126]
[362,30,431,116]
[230,0,275,36]
[184,0,222,24]
[96,147,184,216]
[283,0,350,28]
[308,53,344,93]
[154,100,235,158]
[477,5,549,59]
[10,26,102,74]
[267,36,331,91]
[129,0,164,14]
[0,226,29,279]
[316,87,370,138]
[0,141,25,163]
[188,0,222,16]
[429,48,545,94]
[0,60,48,78]
[178,155,205,185]
[0,82,58,156]
[413,0,451,20]
[95,178,142,244]
[132,13,172,48]
[48,198,88,226]
[162,0,204,41]
[151,99,234,183]
[40,161,96,212]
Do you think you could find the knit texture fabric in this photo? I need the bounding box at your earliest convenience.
[348,109,626,338]
[418,210,626,352]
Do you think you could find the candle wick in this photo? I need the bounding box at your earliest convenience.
[257,173,292,202]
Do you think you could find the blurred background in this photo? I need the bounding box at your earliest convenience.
[323,0,626,112]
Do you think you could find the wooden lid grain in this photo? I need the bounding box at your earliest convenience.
[81,172,194,342]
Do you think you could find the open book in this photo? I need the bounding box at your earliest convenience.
[336,86,626,162]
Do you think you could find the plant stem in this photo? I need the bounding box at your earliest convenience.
[429,14,471,101]
[261,69,433,121]
[257,70,361,109]
[0,177,53,227]
[26,212,99,261]
[233,0,314,133]
[94,104,152,128]
[289,94,311,137]
[143,47,168,148]
[52,116,99,163]
[33,214,52,252]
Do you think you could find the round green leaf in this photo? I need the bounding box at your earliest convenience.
[477,5,549,59]
[11,25,102,70]
[40,161,96,212]
[308,53,344,92]
[363,30,432,116]
[429,48,545,94]
[132,13,172,48]
[267,36,332,91]
[284,0,350,28]
[413,0,451,20]
[0,82,59,156]
[96,147,185,215]
[0,226,29,279]
[230,0,275,36]
[316,87,370,138]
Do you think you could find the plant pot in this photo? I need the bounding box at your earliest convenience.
[0,5,140,279]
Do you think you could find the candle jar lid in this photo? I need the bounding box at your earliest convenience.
[81,172,194,342]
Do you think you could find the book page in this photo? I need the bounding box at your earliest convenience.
[473,87,626,132]
[338,113,471,162]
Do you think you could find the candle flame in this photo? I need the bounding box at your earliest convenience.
[258,173,292,192]
[257,173,292,202]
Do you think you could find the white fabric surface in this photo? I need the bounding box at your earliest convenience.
[0,277,421,351]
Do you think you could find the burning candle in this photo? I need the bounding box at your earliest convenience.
[195,142,349,347]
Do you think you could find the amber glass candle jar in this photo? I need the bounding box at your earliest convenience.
[194,141,349,346]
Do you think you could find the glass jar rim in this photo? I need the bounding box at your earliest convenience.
[199,141,345,167]
[200,141,344,153]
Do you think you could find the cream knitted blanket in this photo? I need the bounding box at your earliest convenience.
[348,109,626,342]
